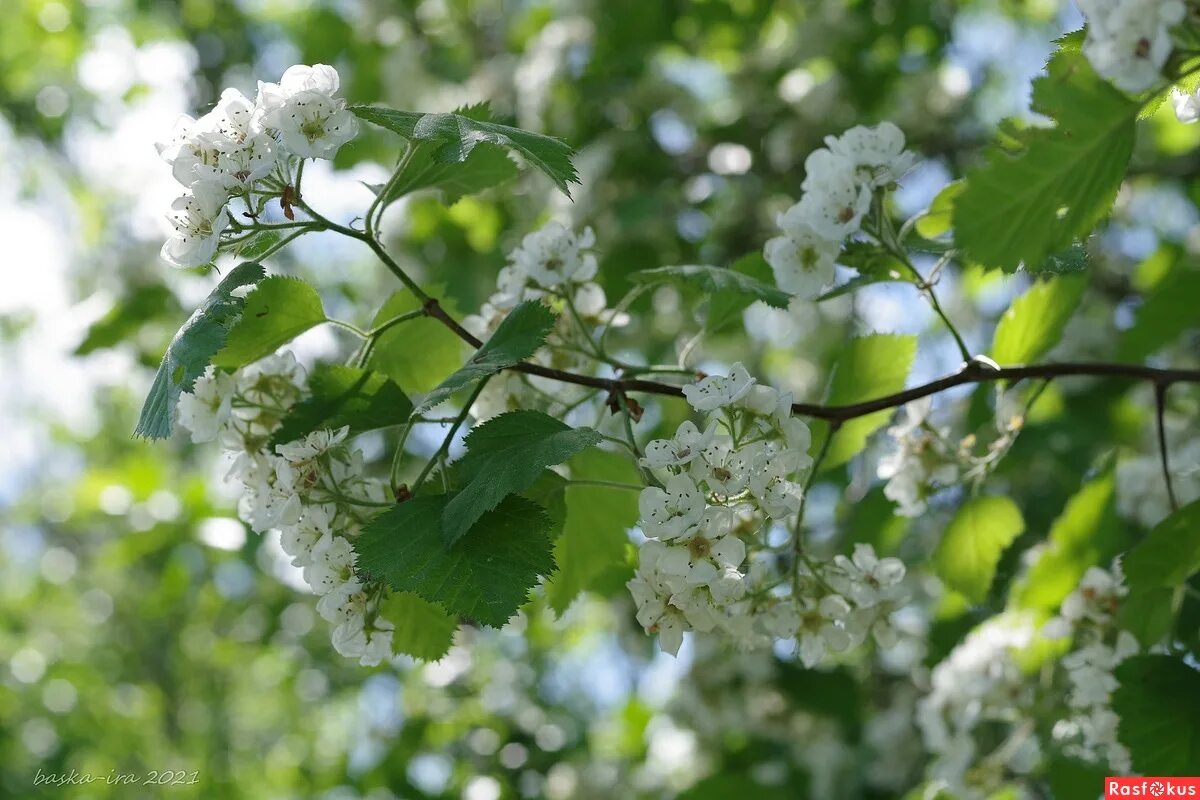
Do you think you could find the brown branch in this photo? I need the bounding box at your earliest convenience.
[418,299,1200,422]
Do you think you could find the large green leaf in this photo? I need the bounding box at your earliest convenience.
[545,449,641,614]
[351,102,578,195]
[1010,467,1122,612]
[914,180,964,240]
[354,495,554,628]
[953,46,1139,271]
[630,262,790,310]
[1113,655,1200,775]
[368,289,466,393]
[1119,499,1200,645]
[441,411,603,545]
[378,590,458,661]
[134,262,265,440]
[813,334,917,469]
[374,141,518,206]
[213,276,326,369]
[934,495,1025,603]
[416,300,556,413]
[269,364,413,447]
[991,275,1086,365]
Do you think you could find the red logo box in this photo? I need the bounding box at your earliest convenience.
[1106,778,1200,798]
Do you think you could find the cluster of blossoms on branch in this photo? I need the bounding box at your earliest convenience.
[1078,0,1185,93]
[177,354,397,666]
[763,122,914,299]
[462,221,615,421]
[627,364,910,660]
[916,562,1137,798]
[156,64,356,267]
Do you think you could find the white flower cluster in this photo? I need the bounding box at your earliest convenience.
[1045,563,1138,772]
[876,398,959,517]
[627,364,909,660]
[177,352,396,667]
[156,64,357,267]
[1078,0,1184,93]
[463,221,612,420]
[764,123,915,299]
[916,613,1042,799]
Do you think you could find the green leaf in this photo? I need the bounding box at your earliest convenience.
[545,449,641,614]
[812,334,917,469]
[368,289,466,392]
[1010,467,1121,612]
[416,300,556,413]
[953,47,1139,271]
[1118,268,1200,361]
[134,262,265,440]
[441,411,603,545]
[991,274,1086,365]
[378,590,457,661]
[1113,655,1200,775]
[706,253,779,332]
[351,103,578,196]
[934,495,1025,603]
[375,141,518,205]
[1123,498,1200,589]
[630,262,790,309]
[269,364,413,447]
[235,230,282,260]
[354,494,554,628]
[213,276,326,369]
[915,180,964,240]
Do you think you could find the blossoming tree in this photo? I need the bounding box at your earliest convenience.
[128,5,1200,794]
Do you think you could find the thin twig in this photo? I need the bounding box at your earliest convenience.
[1154,381,1180,513]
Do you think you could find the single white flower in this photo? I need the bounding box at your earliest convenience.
[279,503,336,566]
[509,222,598,288]
[824,122,916,187]
[747,447,806,519]
[682,362,756,411]
[316,578,366,623]
[160,180,231,267]
[828,544,907,608]
[656,506,745,587]
[276,426,350,463]
[794,167,872,241]
[304,532,357,595]
[265,90,358,160]
[176,367,236,443]
[256,63,342,120]
[689,438,752,496]
[637,474,706,539]
[763,228,840,299]
[641,420,719,470]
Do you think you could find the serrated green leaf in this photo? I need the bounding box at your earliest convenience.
[269,364,413,447]
[368,289,466,393]
[934,496,1025,603]
[416,300,556,413]
[545,449,640,614]
[915,180,964,240]
[630,262,790,309]
[706,253,778,332]
[1123,498,1200,589]
[954,47,1138,271]
[213,276,326,369]
[378,590,457,661]
[1010,467,1122,611]
[991,275,1086,365]
[377,141,518,206]
[1113,655,1200,774]
[812,334,917,469]
[441,411,603,545]
[135,262,265,439]
[354,494,554,628]
[1118,268,1200,361]
[351,103,578,195]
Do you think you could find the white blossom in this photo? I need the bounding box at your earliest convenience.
[508,222,598,288]
[637,474,706,539]
[160,180,231,267]
[641,420,718,470]
[681,363,756,411]
[263,89,358,160]
[176,367,235,443]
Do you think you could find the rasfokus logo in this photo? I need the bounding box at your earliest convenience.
[1106,778,1200,798]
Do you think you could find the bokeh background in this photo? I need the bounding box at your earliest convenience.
[3,0,1199,798]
